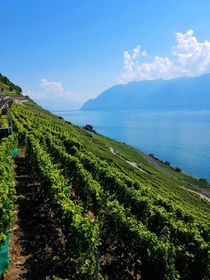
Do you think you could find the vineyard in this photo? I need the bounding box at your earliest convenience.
[1,102,210,279]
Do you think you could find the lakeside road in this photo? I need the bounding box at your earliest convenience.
[141,152,174,177]
[140,151,210,202]
[109,147,148,174]
[110,146,210,203]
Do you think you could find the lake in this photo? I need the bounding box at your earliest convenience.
[58,110,210,181]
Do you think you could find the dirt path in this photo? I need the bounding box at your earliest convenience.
[5,157,67,280]
[110,147,148,174]
[5,157,36,279]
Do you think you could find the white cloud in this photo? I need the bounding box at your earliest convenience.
[24,79,83,110]
[37,79,82,102]
[40,79,63,95]
[119,29,210,83]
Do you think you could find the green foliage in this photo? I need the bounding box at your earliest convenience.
[175,167,182,172]
[0,134,17,246]
[0,115,8,128]
[9,103,210,279]
[199,178,209,184]
[0,73,22,95]
[164,161,171,167]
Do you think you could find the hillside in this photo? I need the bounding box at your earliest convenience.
[0,75,30,133]
[81,74,210,111]
[1,96,210,279]
[0,74,22,96]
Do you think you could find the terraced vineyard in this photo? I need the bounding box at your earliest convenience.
[0,134,17,246]
[1,102,210,279]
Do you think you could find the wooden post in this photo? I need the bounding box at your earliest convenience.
[6,105,9,131]
[8,108,13,134]
[96,249,99,280]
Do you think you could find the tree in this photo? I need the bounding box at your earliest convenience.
[83,124,96,133]
[175,167,181,172]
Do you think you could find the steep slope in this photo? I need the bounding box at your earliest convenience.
[81,74,210,111]
[0,74,22,96]
[2,101,209,279]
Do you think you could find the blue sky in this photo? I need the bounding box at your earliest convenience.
[1,0,210,110]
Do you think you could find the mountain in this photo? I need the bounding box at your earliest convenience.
[81,74,210,111]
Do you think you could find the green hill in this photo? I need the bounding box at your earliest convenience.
[0,74,22,96]
[1,89,210,279]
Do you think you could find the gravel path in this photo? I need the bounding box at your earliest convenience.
[110,147,148,174]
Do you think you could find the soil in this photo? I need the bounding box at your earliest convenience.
[5,157,67,280]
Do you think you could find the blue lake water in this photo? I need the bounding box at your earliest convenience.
[58,110,210,181]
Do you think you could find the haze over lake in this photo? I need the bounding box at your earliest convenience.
[59,109,210,181]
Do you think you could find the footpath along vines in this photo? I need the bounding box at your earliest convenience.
[12,113,105,212]
[24,133,181,278]
[11,117,100,279]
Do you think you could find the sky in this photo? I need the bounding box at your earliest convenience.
[1,0,210,110]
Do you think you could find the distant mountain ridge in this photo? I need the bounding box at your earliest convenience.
[81,74,210,111]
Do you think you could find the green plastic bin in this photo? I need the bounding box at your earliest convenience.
[0,235,10,276]
[12,147,19,159]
